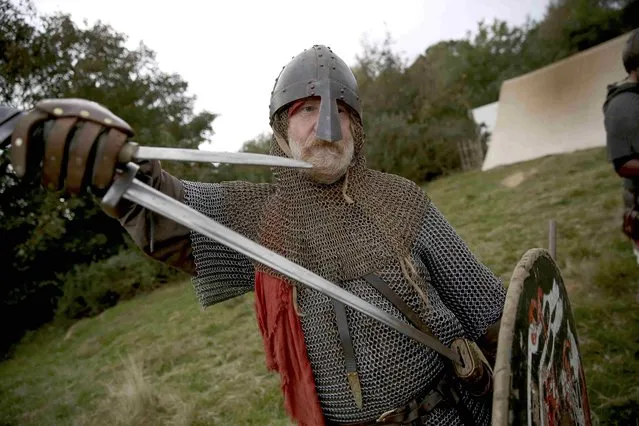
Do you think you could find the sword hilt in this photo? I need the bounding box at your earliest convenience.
[101,162,140,217]
[117,142,140,164]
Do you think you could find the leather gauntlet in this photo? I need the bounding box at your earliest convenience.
[10,98,134,195]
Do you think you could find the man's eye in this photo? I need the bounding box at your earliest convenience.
[303,105,316,112]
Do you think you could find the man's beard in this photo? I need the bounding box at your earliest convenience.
[288,136,354,184]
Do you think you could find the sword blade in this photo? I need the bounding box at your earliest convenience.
[103,163,462,365]
[131,145,312,169]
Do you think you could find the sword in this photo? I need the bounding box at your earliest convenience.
[0,114,312,170]
[117,142,312,169]
[1,114,462,364]
[102,162,463,366]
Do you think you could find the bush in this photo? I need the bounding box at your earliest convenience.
[364,112,466,182]
[54,248,186,323]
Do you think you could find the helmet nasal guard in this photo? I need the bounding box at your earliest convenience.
[269,45,362,142]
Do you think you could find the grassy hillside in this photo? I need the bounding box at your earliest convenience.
[1,147,638,425]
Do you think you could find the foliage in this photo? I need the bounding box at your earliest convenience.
[536,0,639,55]
[210,132,275,184]
[349,1,636,182]
[54,247,184,324]
[0,0,213,357]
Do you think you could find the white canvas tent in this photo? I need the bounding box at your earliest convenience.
[471,102,499,136]
[480,31,633,171]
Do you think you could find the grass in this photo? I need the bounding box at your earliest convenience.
[0,284,289,426]
[1,147,638,425]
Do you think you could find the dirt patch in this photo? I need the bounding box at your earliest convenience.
[75,337,102,358]
[501,168,538,188]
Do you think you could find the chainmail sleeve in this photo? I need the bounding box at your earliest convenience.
[417,203,506,342]
[181,181,264,308]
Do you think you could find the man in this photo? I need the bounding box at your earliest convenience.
[603,29,639,264]
[8,45,505,426]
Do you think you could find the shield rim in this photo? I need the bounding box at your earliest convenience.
[492,247,552,426]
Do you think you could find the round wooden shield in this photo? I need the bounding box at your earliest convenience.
[492,248,592,426]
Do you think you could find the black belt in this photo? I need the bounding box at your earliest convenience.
[326,372,458,426]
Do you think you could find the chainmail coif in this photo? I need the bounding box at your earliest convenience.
[254,109,430,286]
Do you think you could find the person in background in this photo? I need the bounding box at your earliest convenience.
[603,29,639,264]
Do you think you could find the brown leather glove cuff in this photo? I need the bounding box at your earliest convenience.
[104,160,195,275]
[100,159,161,219]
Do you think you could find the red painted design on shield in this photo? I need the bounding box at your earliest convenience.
[526,279,591,426]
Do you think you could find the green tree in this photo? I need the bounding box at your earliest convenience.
[536,0,639,55]
[352,34,474,181]
[0,0,215,356]
[211,132,275,183]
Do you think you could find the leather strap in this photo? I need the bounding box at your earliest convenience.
[363,273,435,340]
[92,128,128,191]
[9,110,49,178]
[42,117,78,190]
[363,272,464,371]
[332,298,363,409]
[66,122,103,194]
[331,273,480,425]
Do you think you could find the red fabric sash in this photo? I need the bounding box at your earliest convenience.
[254,271,326,426]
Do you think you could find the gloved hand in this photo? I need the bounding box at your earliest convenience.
[10,98,134,196]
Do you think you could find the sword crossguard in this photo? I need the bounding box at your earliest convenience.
[101,162,140,215]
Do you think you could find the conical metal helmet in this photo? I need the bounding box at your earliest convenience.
[269,45,362,142]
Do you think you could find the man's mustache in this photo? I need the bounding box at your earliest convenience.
[306,139,344,153]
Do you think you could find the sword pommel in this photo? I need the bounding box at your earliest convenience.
[118,142,140,164]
